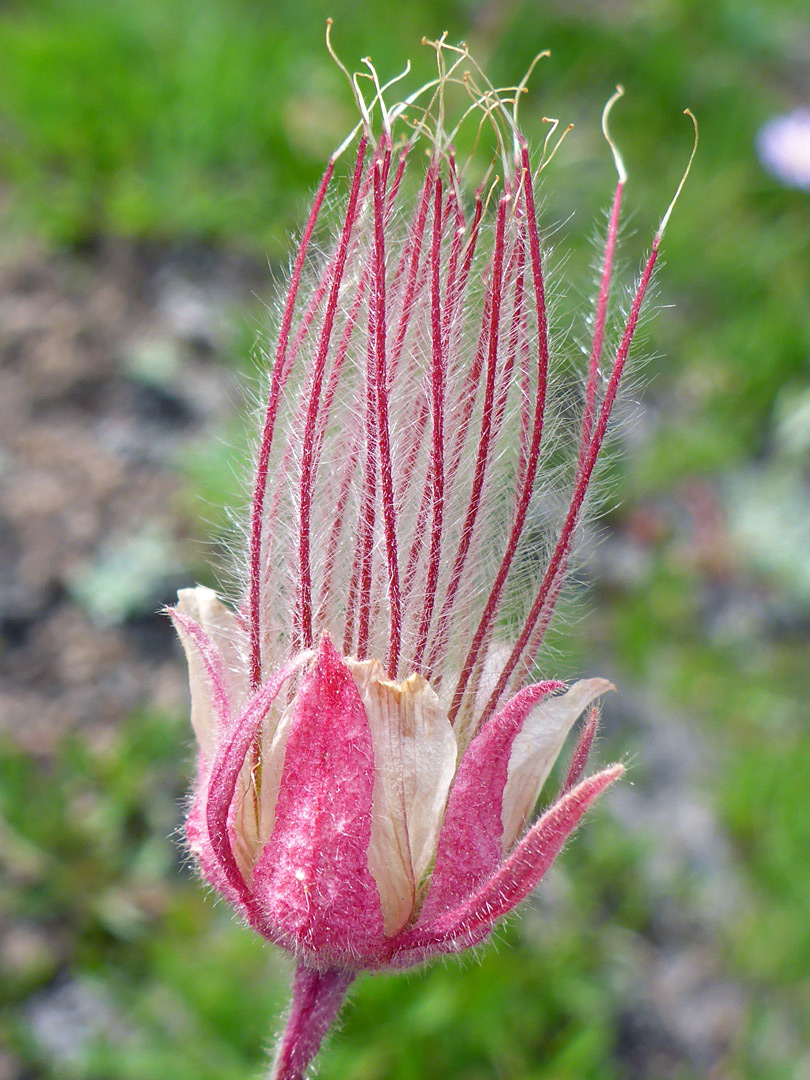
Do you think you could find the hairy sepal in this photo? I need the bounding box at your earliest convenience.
[390,764,623,966]
[203,655,307,933]
[252,635,385,967]
[418,680,562,923]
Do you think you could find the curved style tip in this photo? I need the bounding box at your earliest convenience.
[512,49,551,130]
[537,117,574,174]
[656,107,698,239]
[602,84,628,186]
[326,17,374,144]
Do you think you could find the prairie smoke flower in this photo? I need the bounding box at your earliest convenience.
[171,35,695,1080]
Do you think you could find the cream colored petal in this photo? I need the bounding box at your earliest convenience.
[257,698,297,845]
[441,641,513,759]
[500,678,614,851]
[231,758,262,881]
[348,659,457,936]
[463,640,513,752]
[174,587,235,757]
[473,641,514,719]
[177,585,250,715]
[228,697,296,882]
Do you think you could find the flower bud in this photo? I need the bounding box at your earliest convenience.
[169,35,694,1078]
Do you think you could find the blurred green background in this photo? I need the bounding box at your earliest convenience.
[1,0,809,1078]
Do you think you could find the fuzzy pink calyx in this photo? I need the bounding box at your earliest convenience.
[253,635,385,965]
[172,590,617,967]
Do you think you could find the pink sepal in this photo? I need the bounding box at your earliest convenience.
[204,655,306,931]
[390,763,623,966]
[186,775,249,915]
[418,680,562,923]
[252,635,385,967]
[169,614,248,909]
[562,706,599,795]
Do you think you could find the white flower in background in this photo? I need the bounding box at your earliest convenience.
[756,108,810,190]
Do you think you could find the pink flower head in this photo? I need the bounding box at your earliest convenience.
[170,35,695,1079]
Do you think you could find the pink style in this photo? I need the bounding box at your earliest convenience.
[170,35,695,1080]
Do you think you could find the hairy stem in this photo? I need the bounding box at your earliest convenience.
[270,962,355,1080]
